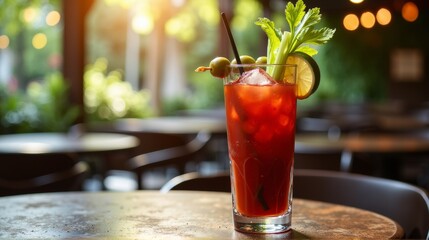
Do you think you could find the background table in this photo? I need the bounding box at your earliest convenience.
[0,132,140,187]
[0,132,139,155]
[87,116,227,135]
[295,133,429,173]
[0,191,403,239]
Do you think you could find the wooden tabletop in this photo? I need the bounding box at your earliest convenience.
[0,191,403,239]
[0,132,139,155]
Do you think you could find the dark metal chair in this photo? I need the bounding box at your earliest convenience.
[160,171,231,193]
[69,121,209,190]
[293,169,429,239]
[161,169,429,239]
[69,121,193,169]
[0,154,90,196]
[127,131,212,190]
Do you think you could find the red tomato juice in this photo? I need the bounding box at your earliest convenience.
[224,82,296,217]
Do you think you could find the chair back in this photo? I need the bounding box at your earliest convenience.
[160,171,230,193]
[127,131,212,189]
[161,169,429,238]
[294,151,343,171]
[0,160,90,196]
[70,121,195,170]
[294,169,429,239]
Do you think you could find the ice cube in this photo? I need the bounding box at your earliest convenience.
[237,68,276,85]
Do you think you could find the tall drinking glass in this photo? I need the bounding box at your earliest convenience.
[223,64,297,234]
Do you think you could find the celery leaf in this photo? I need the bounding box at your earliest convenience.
[255,18,282,64]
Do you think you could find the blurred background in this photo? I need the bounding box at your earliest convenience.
[1,0,427,133]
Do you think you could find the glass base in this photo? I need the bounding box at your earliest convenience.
[233,211,291,234]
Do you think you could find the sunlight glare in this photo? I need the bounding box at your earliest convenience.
[132,12,154,35]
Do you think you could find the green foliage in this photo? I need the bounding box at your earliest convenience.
[0,72,79,133]
[27,73,80,131]
[312,19,387,103]
[23,26,62,81]
[0,86,35,133]
[84,58,153,121]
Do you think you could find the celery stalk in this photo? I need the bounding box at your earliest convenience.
[271,32,291,81]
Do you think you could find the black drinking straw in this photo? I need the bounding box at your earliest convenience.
[220,12,244,75]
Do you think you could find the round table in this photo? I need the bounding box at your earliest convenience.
[88,116,227,135]
[295,133,429,172]
[0,191,403,239]
[296,133,429,154]
[344,133,429,153]
[0,132,139,155]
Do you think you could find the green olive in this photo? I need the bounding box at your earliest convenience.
[256,56,267,65]
[230,55,256,72]
[231,55,256,65]
[209,57,230,78]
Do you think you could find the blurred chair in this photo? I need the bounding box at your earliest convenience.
[69,121,201,190]
[294,169,429,239]
[161,169,429,239]
[294,134,352,172]
[69,121,192,167]
[0,154,90,196]
[294,150,343,171]
[127,131,212,189]
[160,171,230,193]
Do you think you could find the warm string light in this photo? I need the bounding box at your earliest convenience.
[376,8,392,26]
[361,11,376,28]
[343,1,418,31]
[343,14,359,31]
[402,2,419,22]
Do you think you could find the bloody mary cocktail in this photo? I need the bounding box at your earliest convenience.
[224,65,296,233]
[195,0,335,234]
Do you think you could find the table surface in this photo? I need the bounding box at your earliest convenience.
[0,132,139,155]
[0,191,403,239]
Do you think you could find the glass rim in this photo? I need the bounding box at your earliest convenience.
[228,63,297,68]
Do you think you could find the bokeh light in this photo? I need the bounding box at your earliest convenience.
[46,11,61,26]
[361,11,376,28]
[402,2,418,22]
[376,8,392,25]
[350,0,364,3]
[132,12,154,35]
[343,14,359,31]
[22,7,37,23]
[32,33,48,49]
[165,14,196,42]
[0,35,10,49]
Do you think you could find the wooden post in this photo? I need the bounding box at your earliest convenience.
[62,0,94,124]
